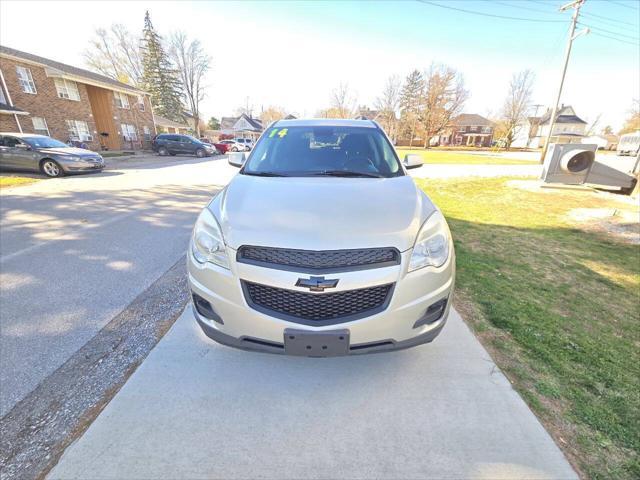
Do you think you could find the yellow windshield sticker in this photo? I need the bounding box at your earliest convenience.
[277,128,288,138]
[268,129,278,138]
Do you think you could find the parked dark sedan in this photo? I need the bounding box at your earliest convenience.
[0,133,105,177]
[152,134,217,157]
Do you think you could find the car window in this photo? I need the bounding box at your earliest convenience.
[167,135,181,142]
[23,136,68,148]
[243,126,402,178]
[2,137,23,148]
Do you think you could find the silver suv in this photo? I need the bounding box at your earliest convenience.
[188,119,455,356]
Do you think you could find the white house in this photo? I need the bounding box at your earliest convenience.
[512,105,587,148]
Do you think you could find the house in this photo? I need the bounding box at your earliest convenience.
[581,134,618,150]
[0,45,155,151]
[220,113,263,140]
[437,113,494,147]
[154,114,189,135]
[512,105,587,148]
[355,107,380,121]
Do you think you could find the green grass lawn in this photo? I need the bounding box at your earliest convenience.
[397,148,538,165]
[417,177,639,479]
[0,176,40,188]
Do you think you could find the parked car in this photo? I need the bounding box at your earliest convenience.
[152,134,217,157]
[234,138,254,150]
[0,133,104,177]
[217,139,249,152]
[617,130,640,156]
[188,118,455,357]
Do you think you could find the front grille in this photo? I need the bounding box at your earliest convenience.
[237,246,400,272]
[242,281,394,326]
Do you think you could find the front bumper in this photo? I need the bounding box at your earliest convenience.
[60,158,105,172]
[188,245,455,356]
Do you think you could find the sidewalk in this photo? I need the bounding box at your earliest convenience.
[48,307,577,480]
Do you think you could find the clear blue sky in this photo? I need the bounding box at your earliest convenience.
[1,0,638,129]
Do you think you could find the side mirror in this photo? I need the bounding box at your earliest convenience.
[403,154,422,170]
[228,152,247,168]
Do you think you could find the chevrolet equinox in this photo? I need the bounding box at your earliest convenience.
[188,119,455,356]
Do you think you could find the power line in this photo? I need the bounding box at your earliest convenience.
[590,31,639,46]
[491,0,558,15]
[581,11,639,29]
[415,0,566,22]
[579,21,640,41]
[609,0,639,11]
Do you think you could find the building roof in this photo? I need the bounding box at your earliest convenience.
[153,114,189,129]
[538,105,587,125]
[356,108,380,121]
[274,118,377,128]
[236,114,263,131]
[452,113,493,127]
[0,102,28,115]
[220,117,239,130]
[0,45,145,95]
[284,114,297,120]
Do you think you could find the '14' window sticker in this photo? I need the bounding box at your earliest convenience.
[268,128,288,138]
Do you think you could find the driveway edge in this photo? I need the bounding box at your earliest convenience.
[0,256,189,480]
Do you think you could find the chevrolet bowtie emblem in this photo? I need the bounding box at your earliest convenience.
[295,276,339,292]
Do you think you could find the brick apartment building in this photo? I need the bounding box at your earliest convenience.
[0,45,156,151]
[436,113,495,147]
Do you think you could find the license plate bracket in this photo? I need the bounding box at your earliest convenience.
[284,328,350,357]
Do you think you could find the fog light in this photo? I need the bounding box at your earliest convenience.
[192,293,223,324]
[413,298,447,328]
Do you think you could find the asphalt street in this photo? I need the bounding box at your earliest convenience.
[48,307,577,479]
[0,155,234,416]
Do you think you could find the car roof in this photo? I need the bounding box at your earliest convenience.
[272,118,378,129]
[0,132,49,138]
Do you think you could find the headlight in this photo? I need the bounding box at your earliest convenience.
[63,155,82,161]
[191,208,230,269]
[408,210,451,272]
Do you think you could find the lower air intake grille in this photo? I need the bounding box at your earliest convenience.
[242,281,394,326]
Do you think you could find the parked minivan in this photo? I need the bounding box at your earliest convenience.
[152,134,217,157]
[188,119,455,357]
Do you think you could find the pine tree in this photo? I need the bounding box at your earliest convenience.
[399,70,425,147]
[141,11,183,121]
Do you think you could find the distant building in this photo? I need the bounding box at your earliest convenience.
[220,113,263,139]
[512,105,587,148]
[582,134,618,150]
[154,115,189,135]
[0,45,155,151]
[355,107,380,121]
[437,113,494,147]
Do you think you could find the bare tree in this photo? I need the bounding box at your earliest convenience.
[420,63,469,148]
[260,106,286,127]
[399,70,425,148]
[330,82,357,119]
[619,99,640,135]
[169,32,211,137]
[84,25,143,86]
[500,69,535,149]
[585,113,603,136]
[375,75,402,141]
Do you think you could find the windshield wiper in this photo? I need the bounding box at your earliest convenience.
[310,170,383,178]
[243,171,289,177]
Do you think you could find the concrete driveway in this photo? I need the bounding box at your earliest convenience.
[48,308,576,480]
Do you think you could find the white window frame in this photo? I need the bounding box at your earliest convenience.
[114,91,130,109]
[54,78,81,101]
[121,123,138,141]
[0,84,6,104]
[66,120,93,141]
[31,117,50,136]
[16,66,37,94]
[137,95,145,111]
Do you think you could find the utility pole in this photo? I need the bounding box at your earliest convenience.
[539,0,589,164]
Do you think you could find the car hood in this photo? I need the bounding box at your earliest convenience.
[39,147,100,157]
[210,174,436,252]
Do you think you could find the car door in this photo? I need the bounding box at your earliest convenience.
[0,136,36,171]
[174,135,192,154]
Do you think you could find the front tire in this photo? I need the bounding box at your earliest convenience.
[41,159,64,178]
[196,148,206,158]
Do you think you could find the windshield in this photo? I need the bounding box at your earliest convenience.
[243,126,402,178]
[23,137,69,149]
